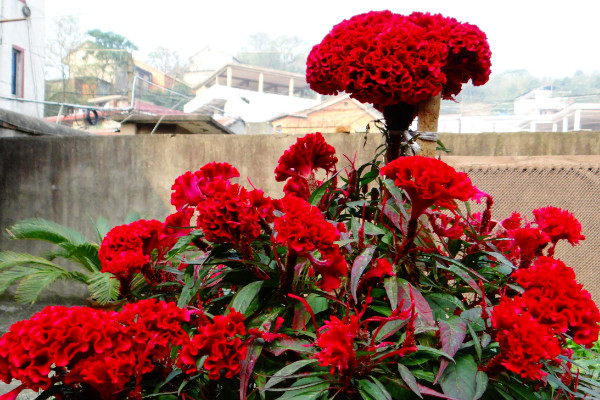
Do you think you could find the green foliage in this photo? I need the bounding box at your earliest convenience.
[0,217,117,304]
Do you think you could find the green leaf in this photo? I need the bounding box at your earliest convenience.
[415,345,455,363]
[91,215,111,242]
[263,359,317,392]
[382,179,409,220]
[439,354,478,400]
[363,221,386,236]
[240,341,263,400]
[351,245,376,302]
[44,242,101,272]
[309,176,334,206]
[229,281,264,316]
[396,279,435,330]
[384,276,399,310]
[0,251,72,271]
[397,364,423,399]
[424,293,465,321]
[357,378,392,400]
[88,271,120,305]
[15,267,81,304]
[474,371,488,400]
[435,316,467,384]
[275,377,328,399]
[7,218,87,246]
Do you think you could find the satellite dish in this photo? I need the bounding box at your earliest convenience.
[22,5,31,18]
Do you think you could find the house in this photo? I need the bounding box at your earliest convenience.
[183,63,320,133]
[270,94,382,135]
[0,0,45,117]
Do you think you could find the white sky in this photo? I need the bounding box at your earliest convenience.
[45,0,600,79]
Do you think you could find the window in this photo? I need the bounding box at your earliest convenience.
[11,47,24,97]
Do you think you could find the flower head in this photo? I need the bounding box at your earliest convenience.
[314,315,359,375]
[307,11,491,110]
[171,162,240,211]
[275,196,347,291]
[380,156,476,219]
[532,206,585,246]
[275,132,338,182]
[178,310,247,380]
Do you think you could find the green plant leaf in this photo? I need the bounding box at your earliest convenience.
[474,371,488,400]
[88,271,120,305]
[357,378,392,400]
[240,341,263,400]
[439,354,478,400]
[91,216,111,242]
[43,242,101,272]
[275,377,328,399]
[397,364,423,399]
[263,359,318,392]
[15,267,84,304]
[124,211,143,224]
[229,281,264,316]
[415,346,455,363]
[351,245,376,302]
[435,316,467,384]
[396,279,435,330]
[6,218,87,246]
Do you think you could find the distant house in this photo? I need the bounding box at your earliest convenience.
[438,86,600,133]
[184,63,320,133]
[0,0,45,117]
[270,94,382,135]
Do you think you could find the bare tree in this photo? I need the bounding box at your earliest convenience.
[45,15,84,102]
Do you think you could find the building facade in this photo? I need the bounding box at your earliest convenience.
[0,0,45,117]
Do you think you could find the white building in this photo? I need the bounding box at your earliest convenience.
[0,0,45,117]
[184,63,320,133]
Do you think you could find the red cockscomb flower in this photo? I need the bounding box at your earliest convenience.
[275,132,338,182]
[380,156,476,219]
[171,162,240,211]
[514,257,600,348]
[491,297,561,381]
[99,219,165,292]
[306,11,491,111]
[196,183,273,247]
[275,196,347,291]
[178,310,247,380]
[533,206,585,250]
[314,315,359,375]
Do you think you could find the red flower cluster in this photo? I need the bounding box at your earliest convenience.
[275,132,338,182]
[306,11,491,110]
[196,183,276,248]
[115,299,191,374]
[99,219,164,288]
[275,196,347,291]
[513,257,600,348]
[0,300,189,399]
[178,310,247,380]
[274,133,338,200]
[491,297,561,380]
[533,206,585,247]
[314,315,359,375]
[494,207,585,267]
[380,156,476,219]
[171,162,240,211]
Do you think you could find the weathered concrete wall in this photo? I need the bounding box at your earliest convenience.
[1,131,599,312]
[0,132,382,259]
[439,131,600,156]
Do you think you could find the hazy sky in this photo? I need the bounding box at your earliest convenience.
[45,0,600,79]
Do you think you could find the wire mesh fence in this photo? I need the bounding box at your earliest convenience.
[454,161,600,304]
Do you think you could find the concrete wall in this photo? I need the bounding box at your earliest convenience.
[1,131,599,313]
[438,131,600,156]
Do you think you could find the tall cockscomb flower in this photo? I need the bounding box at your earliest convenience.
[275,196,347,291]
[381,156,476,220]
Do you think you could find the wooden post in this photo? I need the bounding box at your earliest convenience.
[416,93,441,157]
